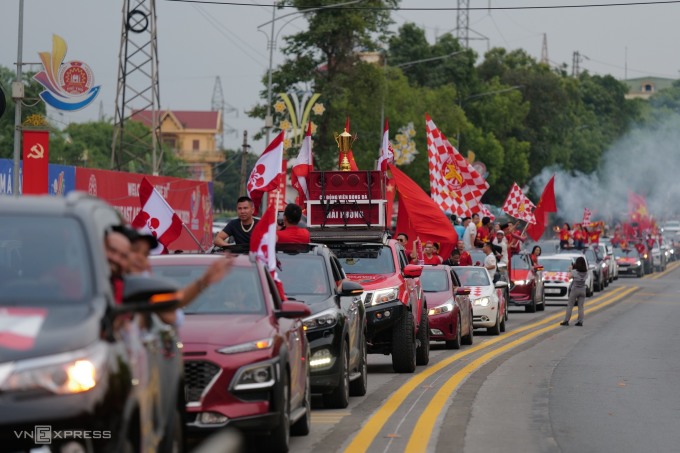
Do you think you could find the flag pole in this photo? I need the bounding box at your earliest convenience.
[181,222,205,253]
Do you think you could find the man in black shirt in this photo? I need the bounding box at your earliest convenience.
[214,196,259,246]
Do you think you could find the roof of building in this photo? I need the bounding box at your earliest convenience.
[131,110,220,130]
[622,76,676,94]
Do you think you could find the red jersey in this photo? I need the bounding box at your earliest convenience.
[423,254,443,265]
[573,229,586,242]
[559,229,570,241]
[277,226,310,243]
[476,226,490,246]
[459,251,473,266]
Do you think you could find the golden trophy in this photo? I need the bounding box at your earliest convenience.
[334,128,357,171]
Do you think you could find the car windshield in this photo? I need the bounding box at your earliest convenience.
[0,216,93,304]
[332,245,396,275]
[538,258,572,272]
[421,270,449,292]
[277,254,331,297]
[152,264,266,314]
[585,249,598,263]
[511,254,531,270]
[613,247,639,258]
[453,267,490,286]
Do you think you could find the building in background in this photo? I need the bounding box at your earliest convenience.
[132,110,224,181]
[622,77,676,100]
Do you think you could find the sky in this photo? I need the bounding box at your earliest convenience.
[3,0,680,155]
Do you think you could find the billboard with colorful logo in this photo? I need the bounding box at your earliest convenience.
[0,159,76,196]
[34,35,100,111]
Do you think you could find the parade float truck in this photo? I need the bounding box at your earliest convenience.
[305,131,429,373]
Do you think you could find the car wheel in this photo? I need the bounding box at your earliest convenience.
[291,363,311,436]
[349,335,368,397]
[637,268,643,278]
[461,311,474,345]
[445,314,462,349]
[504,290,510,320]
[525,289,537,313]
[323,342,349,408]
[391,312,416,373]
[415,307,430,366]
[265,371,290,453]
[500,309,506,332]
[537,288,546,311]
[487,310,501,335]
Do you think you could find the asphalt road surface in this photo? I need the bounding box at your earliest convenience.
[287,262,680,453]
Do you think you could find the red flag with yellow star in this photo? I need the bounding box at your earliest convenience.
[628,191,651,230]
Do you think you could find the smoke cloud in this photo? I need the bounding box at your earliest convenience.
[530,114,680,227]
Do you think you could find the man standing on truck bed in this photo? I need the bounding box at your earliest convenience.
[214,196,259,246]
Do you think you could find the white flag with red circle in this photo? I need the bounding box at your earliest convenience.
[248,131,284,215]
[376,119,394,172]
[132,177,183,254]
[291,123,313,207]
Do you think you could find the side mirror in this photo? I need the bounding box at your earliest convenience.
[339,280,364,297]
[495,281,509,289]
[276,301,311,319]
[455,287,470,296]
[117,274,180,313]
[403,264,423,278]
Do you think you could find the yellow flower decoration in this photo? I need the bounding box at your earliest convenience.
[312,103,325,115]
[279,119,292,131]
[283,138,292,150]
[310,122,318,135]
[274,101,286,113]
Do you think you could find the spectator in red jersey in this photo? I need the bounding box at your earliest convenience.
[457,240,473,266]
[277,203,310,243]
[557,223,571,250]
[475,216,492,248]
[422,241,444,265]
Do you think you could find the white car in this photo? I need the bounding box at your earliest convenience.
[540,254,594,301]
[453,266,508,336]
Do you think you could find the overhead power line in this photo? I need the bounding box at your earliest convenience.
[164,0,680,11]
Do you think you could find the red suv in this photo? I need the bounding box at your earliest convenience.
[509,252,545,313]
[329,240,428,373]
[150,254,312,452]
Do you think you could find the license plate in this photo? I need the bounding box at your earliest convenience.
[545,288,561,295]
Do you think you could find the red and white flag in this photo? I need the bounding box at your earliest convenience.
[132,177,183,254]
[502,183,536,224]
[0,307,47,350]
[249,203,286,299]
[426,114,489,217]
[376,119,394,172]
[582,208,592,227]
[247,131,284,215]
[291,123,313,207]
[480,203,496,222]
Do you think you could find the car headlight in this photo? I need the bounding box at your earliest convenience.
[309,349,334,369]
[635,260,641,266]
[428,299,454,316]
[513,280,528,286]
[303,308,338,331]
[231,360,277,391]
[370,287,400,305]
[473,297,490,307]
[217,338,274,355]
[0,342,107,395]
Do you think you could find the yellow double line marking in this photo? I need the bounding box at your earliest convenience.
[344,286,637,452]
[647,260,680,280]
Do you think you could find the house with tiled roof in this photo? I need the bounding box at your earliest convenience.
[132,110,224,181]
[622,77,676,100]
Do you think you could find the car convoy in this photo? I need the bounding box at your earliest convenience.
[2,183,676,453]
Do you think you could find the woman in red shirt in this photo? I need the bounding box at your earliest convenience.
[557,223,571,250]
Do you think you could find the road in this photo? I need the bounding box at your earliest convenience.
[288,263,680,453]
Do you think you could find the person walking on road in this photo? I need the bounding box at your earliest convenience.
[560,256,588,326]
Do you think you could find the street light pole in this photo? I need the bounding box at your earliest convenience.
[12,0,25,198]
[456,85,524,146]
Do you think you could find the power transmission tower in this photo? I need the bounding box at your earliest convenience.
[111,0,162,174]
[541,33,549,65]
[211,76,238,149]
[456,0,470,48]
